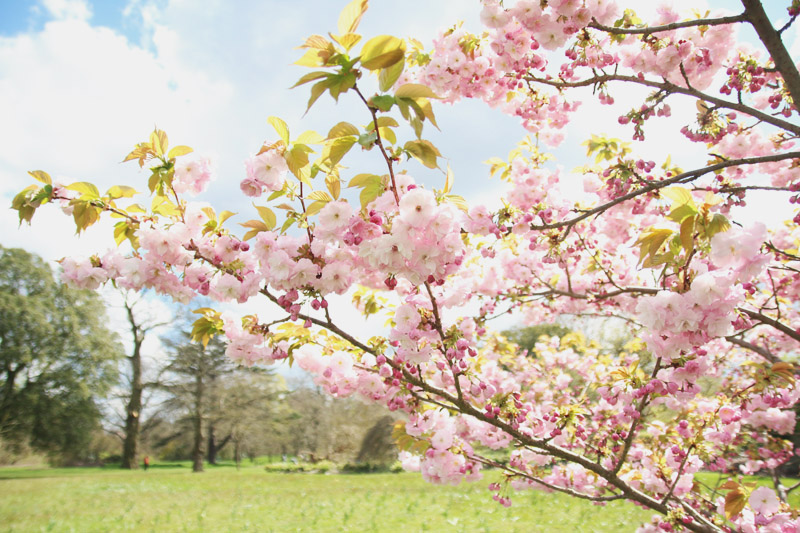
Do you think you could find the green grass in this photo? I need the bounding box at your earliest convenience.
[0,464,696,532]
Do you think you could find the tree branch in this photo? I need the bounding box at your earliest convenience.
[524,72,800,136]
[588,13,747,36]
[530,152,800,231]
[741,0,800,108]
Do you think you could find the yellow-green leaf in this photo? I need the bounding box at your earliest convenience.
[662,186,694,207]
[328,122,360,139]
[218,210,236,226]
[295,48,327,68]
[305,200,327,217]
[378,59,404,92]
[28,170,51,185]
[151,196,180,217]
[444,163,454,194]
[66,182,101,200]
[306,78,333,112]
[348,173,381,188]
[254,205,276,230]
[360,35,405,70]
[445,194,469,212]
[326,175,341,199]
[337,0,368,35]
[150,129,168,156]
[106,185,138,199]
[331,32,362,51]
[706,213,731,238]
[679,215,695,253]
[395,83,440,99]
[307,190,332,202]
[167,145,193,159]
[295,130,325,144]
[291,71,329,88]
[372,117,399,128]
[268,116,290,145]
[360,180,385,208]
[404,139,440,169]
[286,146,310,178]
[324,137,356,166]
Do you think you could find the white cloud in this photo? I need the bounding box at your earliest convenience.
[40,0,92,21]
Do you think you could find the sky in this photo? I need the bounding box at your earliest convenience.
[0,0,796,364]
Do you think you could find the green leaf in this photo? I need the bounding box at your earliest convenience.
[360,35,405,70]
[369,95,395,112]
[268,116,290,145]
[328,71,357,101]
[28,170,51,185]
[358,131,378,149]
[378,59,405,92]
[395,83,440,99]
[167,145,193,159]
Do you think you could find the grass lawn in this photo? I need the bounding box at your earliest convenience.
[0,463,787,532]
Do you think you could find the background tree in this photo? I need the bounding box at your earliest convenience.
[161,334,232,472]
[0,246,121,463]
[118,293,169,469]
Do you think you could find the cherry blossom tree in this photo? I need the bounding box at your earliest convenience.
[12,0,800,530]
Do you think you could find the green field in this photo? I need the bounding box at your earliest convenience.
[0,464,758,532]
[0,464,653,532]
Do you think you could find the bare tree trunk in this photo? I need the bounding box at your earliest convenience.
[121,303,144,470]
[192,373,204,473]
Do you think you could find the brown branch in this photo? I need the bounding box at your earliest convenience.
[353,84,400,205]
[725,336,781,364]
[529,151,800,231]
[588,13,747,36]
[469,454,625,502]
[524,72,800,136]
[741,0,800,108]
[739,307,800,344]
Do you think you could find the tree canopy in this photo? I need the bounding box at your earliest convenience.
[0,246,122,462]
